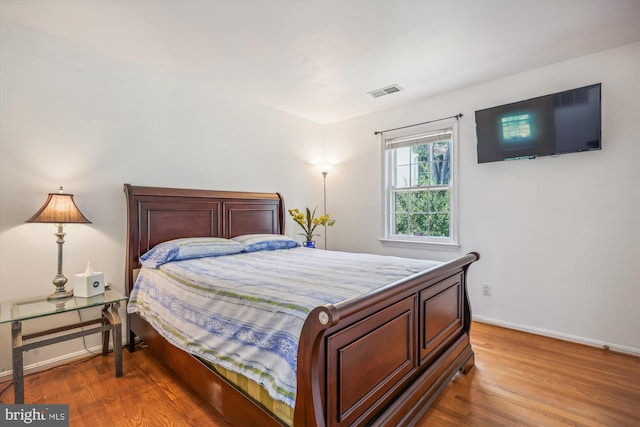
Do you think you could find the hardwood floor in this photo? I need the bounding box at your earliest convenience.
[420,323,640,426]
[1,322,638,426]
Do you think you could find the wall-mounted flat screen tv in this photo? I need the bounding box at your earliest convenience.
[475,83,601,163]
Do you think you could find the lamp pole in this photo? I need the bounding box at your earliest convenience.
[322,170,328,249]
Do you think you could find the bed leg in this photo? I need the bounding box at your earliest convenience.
[461,353,475,374]
[128,330,136,353]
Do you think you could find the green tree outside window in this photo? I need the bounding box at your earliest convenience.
[391,140,451,238]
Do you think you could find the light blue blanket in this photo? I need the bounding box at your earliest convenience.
[127,247,441,408]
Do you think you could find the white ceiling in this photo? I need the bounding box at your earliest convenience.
[1,0,639,124]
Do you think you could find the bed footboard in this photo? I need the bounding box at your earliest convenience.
[295,252,479,427]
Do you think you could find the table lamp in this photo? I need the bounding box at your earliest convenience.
[26,187,91,300]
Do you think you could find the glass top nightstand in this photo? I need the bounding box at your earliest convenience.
[0,289,127,323]
[1,289,127,404]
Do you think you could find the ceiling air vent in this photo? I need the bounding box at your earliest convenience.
[368,84,403,98]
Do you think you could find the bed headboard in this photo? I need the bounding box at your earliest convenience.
[124,184,285,295]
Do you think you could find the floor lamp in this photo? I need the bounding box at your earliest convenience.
[319,164,333,249]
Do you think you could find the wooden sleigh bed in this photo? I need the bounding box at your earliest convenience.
[124,184,479,427]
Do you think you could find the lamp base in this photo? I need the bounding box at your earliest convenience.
[47,288,73,301]
[50,270,72,301]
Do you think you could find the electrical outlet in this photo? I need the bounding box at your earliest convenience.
[482,284,491,296]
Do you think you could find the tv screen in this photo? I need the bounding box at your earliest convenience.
[475,83,601,163]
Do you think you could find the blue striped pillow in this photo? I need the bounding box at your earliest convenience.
[140,237,245,268]
[232,234,300,253]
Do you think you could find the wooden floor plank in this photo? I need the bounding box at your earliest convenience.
[0,322,638,426]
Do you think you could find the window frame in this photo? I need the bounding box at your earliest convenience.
[380,118,460,250]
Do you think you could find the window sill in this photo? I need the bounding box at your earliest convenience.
[380,238,460,252]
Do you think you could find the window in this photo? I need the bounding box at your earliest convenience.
[383,122,458,247]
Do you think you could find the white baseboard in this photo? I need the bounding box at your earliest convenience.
[473,315,640,357]
[0,345,104,381]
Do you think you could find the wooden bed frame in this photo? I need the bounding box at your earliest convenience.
[124,184,479,427]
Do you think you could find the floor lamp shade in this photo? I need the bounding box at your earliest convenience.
[26,188,91,300]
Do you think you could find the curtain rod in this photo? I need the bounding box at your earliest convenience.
[374,113,463,135]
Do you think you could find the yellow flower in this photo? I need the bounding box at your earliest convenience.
[288,207,336,242]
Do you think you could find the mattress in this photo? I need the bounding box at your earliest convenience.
[127,247,442,413]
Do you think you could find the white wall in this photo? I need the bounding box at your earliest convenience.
[0,21,326,374]
[324,42,640,355]
[1,19,638,380]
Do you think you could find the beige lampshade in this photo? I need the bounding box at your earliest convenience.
[26,190,91,224]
